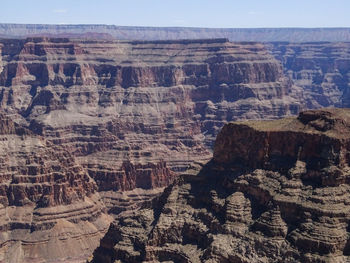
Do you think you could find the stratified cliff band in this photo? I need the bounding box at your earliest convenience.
[0,113,111,263]
[0,37,303,174]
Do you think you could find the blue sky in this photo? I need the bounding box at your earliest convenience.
[1,0,350,28]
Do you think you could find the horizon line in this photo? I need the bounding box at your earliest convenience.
[1,22,350,30]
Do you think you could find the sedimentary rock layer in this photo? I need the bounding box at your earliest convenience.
[0,37,301,174]
[2,37,350,262]
[92,108,350,263]
[0,113,112,263]
[0,37,303,262]
[268,42,350,109]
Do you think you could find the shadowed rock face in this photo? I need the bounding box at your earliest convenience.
[91,108,350,263]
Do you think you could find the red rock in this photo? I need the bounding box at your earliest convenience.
[0,113,112,262]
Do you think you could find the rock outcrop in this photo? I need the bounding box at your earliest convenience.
[0,37,307,262]
[91,108,350,263]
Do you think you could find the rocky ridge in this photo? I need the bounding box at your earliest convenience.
[92,108,350,263]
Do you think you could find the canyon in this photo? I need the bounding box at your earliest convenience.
[0,37,305,173]
[0,36,349,262]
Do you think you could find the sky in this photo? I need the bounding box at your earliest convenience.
[1,0,350,28]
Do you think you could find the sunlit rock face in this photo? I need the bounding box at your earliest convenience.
[0,37,302,172]
[0,113,112,263]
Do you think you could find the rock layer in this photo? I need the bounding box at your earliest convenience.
[0,37,305,262]
[268,42,350,109]
[2,38,350,262]
[0,37,301,172]
[0,113,112,263]
[92,108,350,263]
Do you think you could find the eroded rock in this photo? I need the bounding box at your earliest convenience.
[91,108,350,263]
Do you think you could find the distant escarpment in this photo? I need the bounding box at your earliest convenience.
[268,42,350,109]
[1,24,350,42]
[92,108,350,263]
[0,37,301,170]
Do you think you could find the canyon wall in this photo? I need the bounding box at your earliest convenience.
[0,37,301,171]
[268,42,350,109]
[0,113,111,263]
[91,108,350,263]
[0,37,304,262]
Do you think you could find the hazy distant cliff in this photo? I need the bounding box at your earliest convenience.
[1,23,350,41]
[0,37,300,171]
[268,42,350,108]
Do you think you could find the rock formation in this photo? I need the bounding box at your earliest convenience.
[0,108,176,262]
[0,113,112,263]
[0,37,304,262]
[268,42,350,109]
[1,37,350,262]
[91,108,350,263]
[0,37,301,171]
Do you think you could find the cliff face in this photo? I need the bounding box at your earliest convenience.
[0,109,175,262]
[0,37,301,170]
[0,113,96,207]
[0,113,112,263]
[92,108,350,263]
[268,42,350,109]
